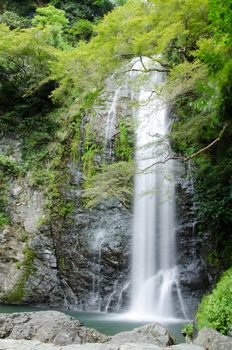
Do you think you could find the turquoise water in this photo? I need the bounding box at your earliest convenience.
[0,305,186,343]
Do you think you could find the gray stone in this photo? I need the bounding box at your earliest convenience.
[0,339,206,350]
[166,345,204,350]
[174,172,213,317]
[194,327,232,350]
[108,323,174,347]
[55,197,132,312]
[0,311,108,345]
[121,344,161,350]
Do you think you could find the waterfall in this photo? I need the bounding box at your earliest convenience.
[105,87,121,156]
[89,230,105,311]
[129,57,187,320]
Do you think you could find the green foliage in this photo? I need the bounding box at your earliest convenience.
[0,0,37,17]
[0,11,30,29]
[196,267,232,335]
[32,5,68,28]
[182,323,194,338]
[193,145,232,264]
[0,157,20,229]
[0,170,9,228]
[70,112,82,163]
[0,212,9,228]
[3,245,35,303]
[49,0,210,101]
[49,1,160,101]
[19,231,29,243]
[115,120,134,161]
[114,0,127,5]
[68,19,93,42]
[0,1,231,323]
[0,155,23,176]
[32,4,69,48]
[167,0,232,267]
[0,0,114,25]
[0,24,58,124]
[58,256,65,270]
[70,91,101,164]
[82,122,102,188]
[82,161,135,207]
[50,0,114,22]
[209,0,232,42]
[206,251,220,267]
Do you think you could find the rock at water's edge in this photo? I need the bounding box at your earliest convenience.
[0,339,206,350]
[107,323,175,346]
[0,311,108,345]
[193,327,232,350]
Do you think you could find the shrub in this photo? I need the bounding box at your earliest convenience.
[196,267,232,335]
[69,19,93,42]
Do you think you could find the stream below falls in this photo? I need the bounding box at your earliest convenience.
[0,305,187,343]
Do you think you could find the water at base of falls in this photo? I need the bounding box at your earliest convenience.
[129,57,187,321]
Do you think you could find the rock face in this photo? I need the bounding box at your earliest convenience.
[0,311,108,345]
[55,198,131,312]
[0,72,220,315]
[107,324,175,347]
[0,82,131,314]
[0,75,132,311]
[51,77,133,311]
[193,328,232,350]
[174,163,213,317]
[0,136,62,306]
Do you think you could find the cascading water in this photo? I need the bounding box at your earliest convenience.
[105,87,121,156]
[89,230,105,311]
[129,57,187,321]
[85,57,187,317]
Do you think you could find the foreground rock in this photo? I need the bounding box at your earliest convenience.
[108,323,175,346]
[193,327,232,350]
[0,339,205,350]
[0,311,108,345]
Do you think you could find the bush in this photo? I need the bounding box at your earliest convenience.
[0,155,23,176]
[182,323,194,339]
[68,19,93,42]
[0,212,9,228]
[196,267,232,335]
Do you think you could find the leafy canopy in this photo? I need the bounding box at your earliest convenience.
[32,4,68,28]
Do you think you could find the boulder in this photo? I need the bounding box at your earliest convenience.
[107,323,175,346]
[0,339,206,350]
[121,344,204,350]
[194,327,232,350]
[0,311,108,345]
[167,345,204,350]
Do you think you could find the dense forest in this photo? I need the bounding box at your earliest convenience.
[0,0,231,337]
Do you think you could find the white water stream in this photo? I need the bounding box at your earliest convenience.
[105,87,121,156]
[129,57,187,321]
[93,57,187,319]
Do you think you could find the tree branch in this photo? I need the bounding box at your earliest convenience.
[139,56,147,71]
[114,53,169,68]
[141,124,228,172]
[117,67,170,75]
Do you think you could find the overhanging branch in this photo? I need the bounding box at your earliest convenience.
[141,124,228,172]
[117,67,170,75]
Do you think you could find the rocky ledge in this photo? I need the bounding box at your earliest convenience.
[0,339,205,350]
[0,311,176,347]
[0,311,231,350]
[193,328,232,350]
[0,311,108,345]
